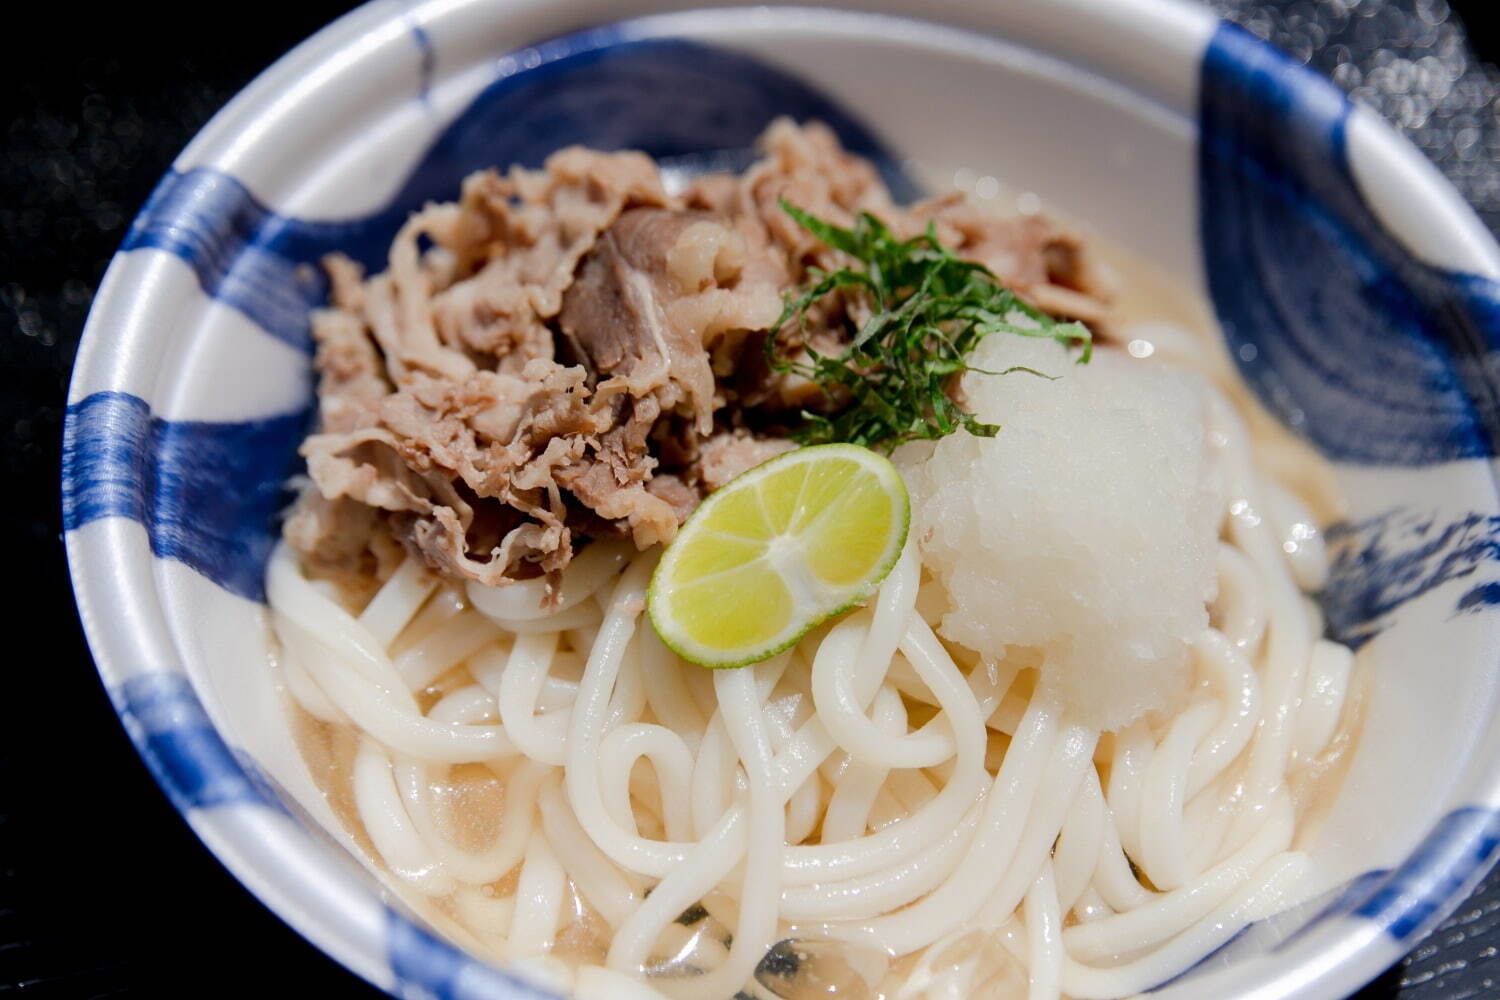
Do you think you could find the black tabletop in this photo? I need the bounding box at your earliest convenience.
[4,2,1499,997]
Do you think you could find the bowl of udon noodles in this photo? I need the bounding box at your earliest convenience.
[62,0,1500,997]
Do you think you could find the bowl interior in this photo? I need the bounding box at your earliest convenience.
[63,3,1500,998]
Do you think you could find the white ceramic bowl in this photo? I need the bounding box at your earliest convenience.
[63,1,1500,997]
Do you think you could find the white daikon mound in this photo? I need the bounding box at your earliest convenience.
[899,334,1221,731]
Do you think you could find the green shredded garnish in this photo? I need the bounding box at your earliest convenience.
[767,199,1092,452]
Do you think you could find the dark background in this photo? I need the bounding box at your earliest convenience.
[3,2,1498,997]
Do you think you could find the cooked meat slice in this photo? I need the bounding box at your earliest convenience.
[403,506,564,589]
[644,473,700,524]
[1032,231,1116,324]
[1027,283,1111,326]
[557,209,712,403]
[739,118,897,262]
[339,146,674,390]
[308,304,389,435]
[302,426,447,517]
[287,120,1105,595]
[695,431,797,491]
[290,147,682,590]
[1043,234,1090,291]
[325,252,367,311]
[555,460,678,550]
[432,147,672,318]
[282,489,382,574]
[430,264,556,371]
[558,207,780,435]
[910,194,1113,322]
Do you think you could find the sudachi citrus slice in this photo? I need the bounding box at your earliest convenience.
[648,444,910,668]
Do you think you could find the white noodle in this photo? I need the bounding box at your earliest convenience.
[1026,863,1063,1000]
[511,836,567,957]
[270,325,1359,999]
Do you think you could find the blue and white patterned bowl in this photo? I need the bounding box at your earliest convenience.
[61,1,1500,997]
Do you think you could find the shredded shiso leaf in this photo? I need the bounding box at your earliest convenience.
[769,200,1092,452]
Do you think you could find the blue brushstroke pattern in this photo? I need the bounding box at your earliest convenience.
[121,170,361,350]
[117,672,284,812]
[388,908,559,1000]
[1199,22,1500,465]
[1275,808,1500,946]
[1322,508,1500,649]
[410,20,437,105]
[1267,809,1500,950]
[1354,806,1500,940]
[1272,869,1390,953]
[61,391,307,601]
[119,34,912,349]
[1457,580,1500,613]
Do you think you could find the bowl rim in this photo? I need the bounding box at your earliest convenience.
[63,1,1500,998]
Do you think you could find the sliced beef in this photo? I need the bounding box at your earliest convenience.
[558,207,780,435]
[911,193,1113,324]
[287,121,1112,595]
[289,147,682,591]
[695,431,797,491]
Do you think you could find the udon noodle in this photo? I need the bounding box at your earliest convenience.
[267,122,1361,999]
[269,322,1359,1000]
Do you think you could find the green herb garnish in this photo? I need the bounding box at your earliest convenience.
[767,200,1092,452]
